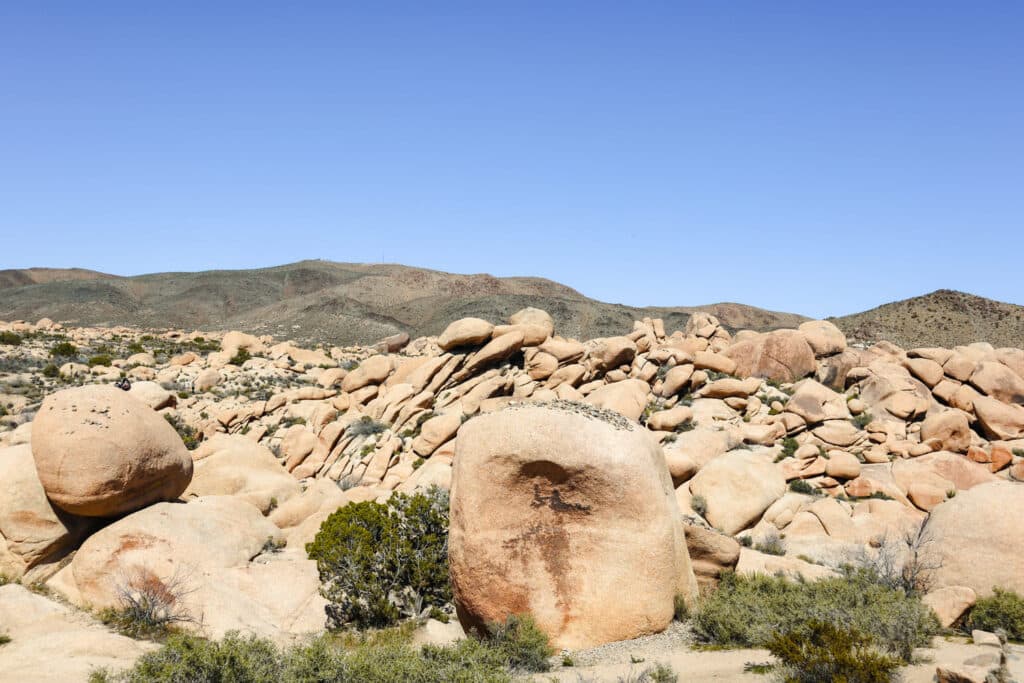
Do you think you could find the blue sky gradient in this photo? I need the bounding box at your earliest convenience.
[1,2,1021,317]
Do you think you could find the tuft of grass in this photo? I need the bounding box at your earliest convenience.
[788,479,816,495]
[754,532,786,556]
[673,594,689,622]
[0,331,22,346]
[852,412,874,430]
[691,494,708,518]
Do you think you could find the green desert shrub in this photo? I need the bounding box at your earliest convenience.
[307,487,450,628]
[49,341,77,357]
[788,479,816,495]
[692,569,938,662]
[966,588,1024,641]
[87,354,113,367]
[89,627,539,682]
[229,348,252,366]
[0,331,22,346]
[484,614,553,673]
[42,363,60,378]
[163,414,200,450]
[766,620,902,683]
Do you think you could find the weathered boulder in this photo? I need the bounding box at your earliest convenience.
[684,523,741,592]
[183,436,301,514]
[798,320,847,357]
[785,379,851,424]
[583,378,650,422]
[341,355,394,392]
[449,401,696,649]
[0,445,95,577]
[920,410,972,453]
[923,586,977,628]
[65,496,324,640]
[438,318,494,351]
[193,368,222,392]
[724,330,816,383]
[127,381,176,410]
[647,405,693,432]
[589,337,637,372]
[689,450,786,535]
[31,386,193,517]
[0,583,155,683]
[969,361,1024,405]
[926,482,1024,596]
[972,395,1024,440]
[856,361,930,422]
[412,412,463,457]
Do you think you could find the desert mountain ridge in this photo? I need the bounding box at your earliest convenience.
[1,261,1021,349]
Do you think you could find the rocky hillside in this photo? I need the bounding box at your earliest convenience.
[0,261,806,345]
[1,309,1023,680]
[832,289,1024,350]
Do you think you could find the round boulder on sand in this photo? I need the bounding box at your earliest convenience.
[449,401,697,650]
[31,386,193,517]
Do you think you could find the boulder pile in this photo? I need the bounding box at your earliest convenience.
[1,307,1023,650]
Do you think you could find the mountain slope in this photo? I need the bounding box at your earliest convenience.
[0,261,806,345]
[831,289,1024,350]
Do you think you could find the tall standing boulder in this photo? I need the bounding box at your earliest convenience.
[31,386,193,517]
[449,401,696,649]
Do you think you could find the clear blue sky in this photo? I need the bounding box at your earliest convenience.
[1,2,1021,318]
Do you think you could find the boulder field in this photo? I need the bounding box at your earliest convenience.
[0,309,1023,676]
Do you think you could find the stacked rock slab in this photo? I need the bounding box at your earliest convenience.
[449,400,697,649]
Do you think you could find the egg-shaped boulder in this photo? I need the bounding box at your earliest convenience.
[31,386,193,517]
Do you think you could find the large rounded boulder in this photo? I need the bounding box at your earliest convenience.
[925,481,1024,597]
[31,386,193,517]
[449,400,696,650]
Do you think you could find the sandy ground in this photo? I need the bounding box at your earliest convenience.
[533,636,1024,682]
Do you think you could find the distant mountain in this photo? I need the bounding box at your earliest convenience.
[0,261,808,345]
[831,289,1024,350]
[0,267,118,290]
